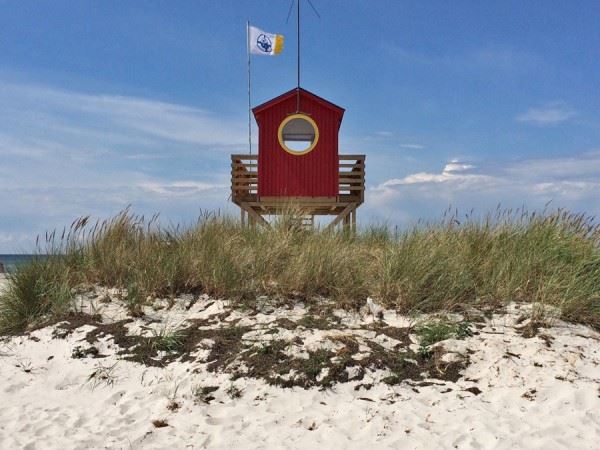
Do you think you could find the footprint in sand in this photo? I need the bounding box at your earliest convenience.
[106,389,127,405]
[205,415,243,426]
[3,381,28,393]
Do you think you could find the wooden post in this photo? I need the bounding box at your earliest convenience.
[343,213,350,231]
[325,203,355,231]
[241,209,247,227]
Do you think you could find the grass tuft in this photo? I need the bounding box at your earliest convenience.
[415,317,473,356]
[151,325,186,353]
[0,257,73,334]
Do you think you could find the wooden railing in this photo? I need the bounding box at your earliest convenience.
[231,154,365,204]
[338,155,365,203]
[231,154,258,201]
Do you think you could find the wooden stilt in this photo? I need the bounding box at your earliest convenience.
[325,203,355,231]
[240,202,270,228]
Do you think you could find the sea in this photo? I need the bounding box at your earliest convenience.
[0,255,40,273]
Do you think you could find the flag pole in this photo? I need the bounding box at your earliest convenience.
[247,21,252,155]
[296,0,300,112]
[297,0,300,90]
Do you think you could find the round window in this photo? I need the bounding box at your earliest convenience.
[278,114,319,155]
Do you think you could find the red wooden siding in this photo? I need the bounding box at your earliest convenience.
[254,88,344,198]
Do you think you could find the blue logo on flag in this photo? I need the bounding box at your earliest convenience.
[256,34,272,53]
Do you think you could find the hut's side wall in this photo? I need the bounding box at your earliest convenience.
[256,93,340,198]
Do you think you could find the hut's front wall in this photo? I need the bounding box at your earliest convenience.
[256,93,340,198]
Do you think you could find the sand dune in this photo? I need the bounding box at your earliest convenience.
[0,288,599,449]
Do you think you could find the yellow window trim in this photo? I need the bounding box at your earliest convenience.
[277,113,319,156]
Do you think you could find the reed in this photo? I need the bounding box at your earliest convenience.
[1,206,598,334]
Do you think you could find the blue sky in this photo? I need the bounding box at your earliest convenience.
[1,1,600,252]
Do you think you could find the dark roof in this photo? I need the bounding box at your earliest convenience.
[252,87,345,116]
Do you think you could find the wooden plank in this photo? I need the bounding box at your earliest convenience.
[338,186,364,191]
[338,177,364,183]
[337,170,364,175]
[244,202,343,208]
[339,155,365,160]
[231,154,258,160]
[240,203,270,228]
[231,170,258,178]
[338,163,363,168]
[325,203,355,231]
[259,196,337,202]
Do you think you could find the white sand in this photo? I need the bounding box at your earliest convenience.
[0,289,599,449]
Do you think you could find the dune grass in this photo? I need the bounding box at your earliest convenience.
[1,207,599,334]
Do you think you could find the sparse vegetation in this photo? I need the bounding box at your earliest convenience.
[416,317,473,348]
[0,257,74,334]
[191,385,219,404]
[415,317,473,357]
[87,361,118,389]
[1,206,599,334]
[151,324,186,353]
[226,384,243,399]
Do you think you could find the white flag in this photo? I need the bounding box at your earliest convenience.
[248,25,284,56]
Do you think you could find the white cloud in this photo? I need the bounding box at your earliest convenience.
[516,103,577,125]
[376,161,490,187]
[468,48,542,73]
[386,45,542,74]
[361,131,425,150]
[0,80,244,252]
[138,181,228,196]
[506,150,600,178]
[367,151,600,225]
[398,143,425,150]
[0,82,247,148]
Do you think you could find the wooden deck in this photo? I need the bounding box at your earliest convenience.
[231,154,365,230]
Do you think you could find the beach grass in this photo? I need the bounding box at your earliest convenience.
[1,207,599,334]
